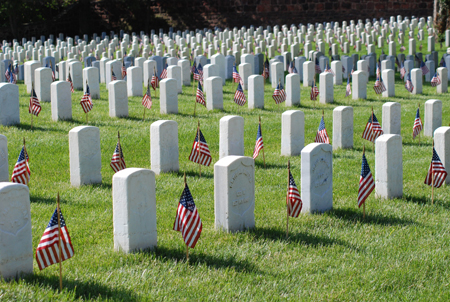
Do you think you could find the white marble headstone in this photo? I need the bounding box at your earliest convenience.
[150,120,179,174]
[0,134,8,182]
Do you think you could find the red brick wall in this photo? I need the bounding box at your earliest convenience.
[151,0,434,30]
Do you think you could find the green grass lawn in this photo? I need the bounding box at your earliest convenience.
[1,41,450,301]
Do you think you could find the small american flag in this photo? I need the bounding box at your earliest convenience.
[110,141,126,172]
[287,170,302,218]
[46,63,55,81]
[400,62,406,79]
[193,64,200,80]
[11,146,30,185]
[431,73,441,87]
[362,112,383,143]
[188,129,211,166]
[5,64,17,84]
[67,73,74,93]
[314,115,330,144]
[80,85,93,113]
[29,87,41,116]
[173,183,202,248]
[197,63,203,82]
[345,77,352,97]
[413,107,423,139]
[373,76,386,94]
[253,123,264,159]
[35,208,74,270]
[151,70,159,90]
[232,64,241,83]
[358,152,375,208]
[121,61,127,78]
[424,148,448,188]
[196,81,206,107]
[419,61,429,75]
[111,69,117,81]
[142,83,152,109]
[405,73,414,93]
[234,82,246,106]
[440,56,446,67]
[310,81,319,101]
[272,82,286,104]
[315,58,322,74]
[262,58,270,79]
[324,63,334,76]
[160,63,168,79]
[288,61,294,74]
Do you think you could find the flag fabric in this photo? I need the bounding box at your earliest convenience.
[188,129,212,166]
[80,85,93,113]
[373,76,386,94]
[419,61,429,75]
[358,153,375,208]
[315,58,322,74]
[234,82,246,106]
[288,61,294,74]
[362,113,383,143]
[263,58,270,79]
[196,63,203,83]
[287,171,302,218]
[431,72,441,87]
[405,73,414,93]
[173,184,202,248]
[111,69,117,81]
[121,61,127,78]
[253,123,264,159]
[67,73,74,93]
[400,62,406,79]
[35,208,74,270]
[29,87,41,116]
[142,84,152,109]
[314,116,330,144]
[11,147,30,185]
[160,63,168,79]
[110,141,126,172]
[272,82,286,104]
[310,81,319,101]
[345,76,352,97]
[424,148,448,188]
[196,81,206,106]
[151,71,159,90]
[193,65,200,80]
[413,107,423,139]
[5,64,17,84]
[232,65,241,83]
[324,63,334,76]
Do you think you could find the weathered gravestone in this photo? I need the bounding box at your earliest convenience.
[424,99,442,137]
[113,168,157,253]
[34,67,52,102]
[160,79,178,114]
[352,70,367,100]
[301,143,333,213]
[382,102,401,135]
[51,81,72,121]
[127,66,143,97]
[214,156,255,232]
[319,72,333,104]
[109,80,128,118]
[0,83,20,126]
[0,183,33,280]
[205,76,223,110]
[178,59,190,86]
[0,134,8,182]
[248,75,264,109]
[437,67,448,93]
[382,69,395,97]
[69,126,102,186]
[375,134,403,199]
[220,116,244,159]
[150,120,179,174]
[286,73,300,106]
[281,110,304,156]
[333,106,353,150]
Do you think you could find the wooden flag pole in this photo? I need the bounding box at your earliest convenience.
[260,116,266,168]
[432,140,435,205]
[57,192,63,292]
[184,172,189,261]
[363,145,366,219]
[286,160,291,238]
[197,121,201,177]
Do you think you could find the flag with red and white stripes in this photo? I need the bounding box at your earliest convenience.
[314,115,330,144]
[188,129,211,166]
[358,152,375,208]
[431,73,441,87]
[272,82,286,104]
[232,64,241,83]
[424,148,448,188]
[373,76,386,94]
[11,147,30,185]
[29,87,41,116]
[345,77,352,97]
[413,107,423,139]
[142,83,152,109]
[362,112,383,143]
[67,73,74,93]
[160,63,168,79]
[196,81,206,106]
[151,70,159,90]
[80,85,93,113]
[121,61,127,78]
[35,208,74,270]
[173,184,202,248]
[110,141,126,172]
[287,170,302,218]
[310,81,319,101]
[405,73,414,93]
[234,82,246,106]
[253,123,264,159]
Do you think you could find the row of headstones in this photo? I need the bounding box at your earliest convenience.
[4,121,450,279]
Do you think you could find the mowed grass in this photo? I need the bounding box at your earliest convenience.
[1,42,450,301]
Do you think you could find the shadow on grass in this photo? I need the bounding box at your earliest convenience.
[21,274,138,301]
[402,141,432,147]
[327,207,416,226]
[248,226,356,249]
[176,170,213,179]
[14,124,66,133]
[255,161,285,169]
[30,195,58,204]
[402,193,450,209]
[153,246,260,273]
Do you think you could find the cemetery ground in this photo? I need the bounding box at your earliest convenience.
[1,59,450,300]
